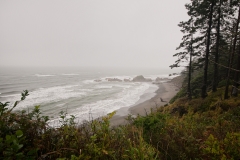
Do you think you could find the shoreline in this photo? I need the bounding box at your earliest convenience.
[110,81,179,126]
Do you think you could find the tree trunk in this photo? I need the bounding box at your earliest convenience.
[224,38,233,99]
[188,37,193,99]
[232,42,240,96]
[212,0,221,92]
[232,7,240,97]
[201,2,215,98]
[224,6,240,99]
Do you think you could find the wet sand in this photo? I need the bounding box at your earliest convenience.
[110,81,179,126]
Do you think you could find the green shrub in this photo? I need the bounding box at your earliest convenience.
[0,91,42,159]
[0,91,159,159]
[202,133,240,160]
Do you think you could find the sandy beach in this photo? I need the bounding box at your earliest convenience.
[110,81,179,126]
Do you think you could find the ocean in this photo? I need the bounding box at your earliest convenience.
[0,67,173,126]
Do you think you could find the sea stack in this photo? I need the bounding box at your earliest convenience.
[132,75,152,82]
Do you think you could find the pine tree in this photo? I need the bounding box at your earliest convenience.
[212,0,222,92]
[224,4,240,99]
[170,17,196,99]
[232,5,240,96]
[201,0,215,98]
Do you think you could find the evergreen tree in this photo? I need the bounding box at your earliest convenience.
[212,0,222,92]
[232,5,240,96]
[224,4,240,99]
[170,17,196,99]
[201,0,215,98]
[172,0,240,99]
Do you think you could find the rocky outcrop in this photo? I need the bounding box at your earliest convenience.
[106,78,122,82]
[124,78,131,82]
[94,79,102,82]
[155,77,162,81]
[132,75,152,82]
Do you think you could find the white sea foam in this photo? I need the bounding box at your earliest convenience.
[5,85,86,110]
[95,85,113,89]
[102,76,132,81]
[83,79,95,84]
[59,82,151,124]
[35,74,55,77]
[94,83,132,90]
[56,103,66,107]
[113,84,131,88]
[0,94,19,98]
[61,73,79,76]
[79,89,94,92]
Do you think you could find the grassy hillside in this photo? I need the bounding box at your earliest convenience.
[134,87,240,159]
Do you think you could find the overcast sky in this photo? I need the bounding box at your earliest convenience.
[0,0,190,70]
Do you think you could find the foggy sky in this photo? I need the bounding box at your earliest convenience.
[0,0,189,70]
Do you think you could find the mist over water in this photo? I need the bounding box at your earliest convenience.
[0,66,177,125]
[0,0,187,127]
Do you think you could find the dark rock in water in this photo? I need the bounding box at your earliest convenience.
[155,77,162,82]
[124,78,131,82]
[106,78,122,82]
[169,74,172,76]
[152,82,161,84]
[132,75,152,82]
[146,78,152,82]
[94,79,102,82]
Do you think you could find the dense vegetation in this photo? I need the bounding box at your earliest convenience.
[1,0,240,159]
[135,87,240,159]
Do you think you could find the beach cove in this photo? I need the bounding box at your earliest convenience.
[110,80,180,126]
